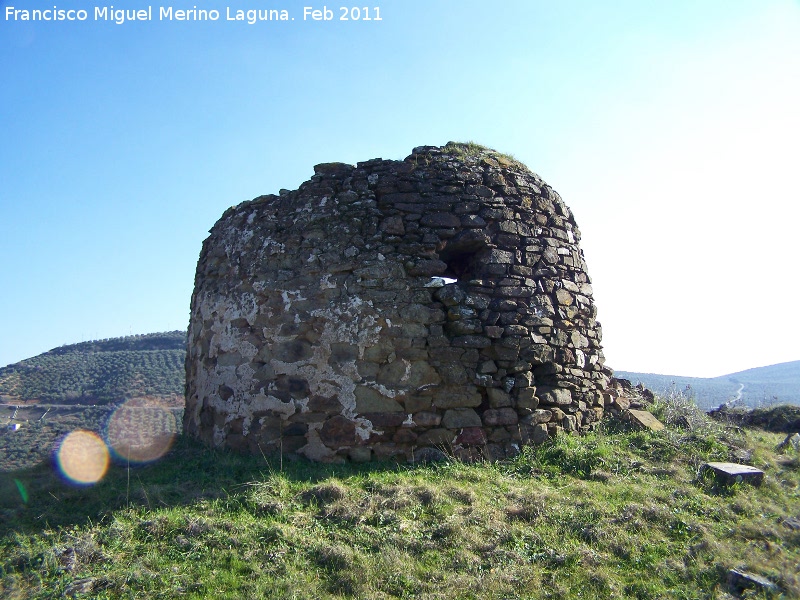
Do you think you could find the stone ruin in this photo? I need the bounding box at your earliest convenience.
[184,143,613,462]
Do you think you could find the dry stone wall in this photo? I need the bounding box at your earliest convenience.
[184,143,612,462]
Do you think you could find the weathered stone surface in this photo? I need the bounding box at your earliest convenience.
[407,259,448,276]
[554,288,573,306]
[421,213,461,228]
[531,423,549,444]
[482,408,518,426]
[435,284,467,306]
[451,335,492,349]
[416,428,455,446]
[319,416,357,448]
[487,388,512,407]
[537,387,572,406]
[380,216,405,235]
[392,428,418,444]
[457,427,488,446]
[361,412,406,427]
[627,409,665,431]
[185,143,610,462]
[432,387,482,409]
[516,387,539,411]
[442,408,482,429]
[562,414,578,432]
[355,387,404,413]
[612,395,631,410]
[412,411,442,427]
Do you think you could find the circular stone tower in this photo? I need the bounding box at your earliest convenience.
[184,143,612,462]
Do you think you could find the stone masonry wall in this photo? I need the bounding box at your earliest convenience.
[184,143,612,462]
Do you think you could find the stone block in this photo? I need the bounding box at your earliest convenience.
[329,343,359,364]
[487,387,512,407]
[380,216,405,235]
[407,259,449,276]
[405,395,434,413]
[421,213,461,228]
[416,428,455,446]
[562,414,578,432]
[446,320,484,335]
[702,462,765,487]
[537,387,572,406]
[627,409,664,431]
[434,284,467,306]
[516,387,539,410]
[451,335,492,349]
[482,408,518,426]
[319,416,357,448]
[613,395,631,410]
[456,427,487,446]
[488,427,511,442]
[217,351,244,367]
[274,340,313,363]
[479,360,498,374]
[411,411,441,427]
[393,429,418,444]
[361,412,406,427]
[442,408,482,429]
[523,409,552,425]
[727,570,779,595]
[432,387,482,409]
[355,387,404,413]
[308,395,342,412]
[488,249,514,264]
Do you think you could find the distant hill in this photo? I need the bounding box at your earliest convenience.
[615,360,800,410]
[0,331,186,405]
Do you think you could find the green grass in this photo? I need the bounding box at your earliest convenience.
[1,405,799,599]
[441,141,524,169]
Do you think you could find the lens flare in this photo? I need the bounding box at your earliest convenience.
[105,399,177,464]
[56,430,110,485]
[14,479,29,503]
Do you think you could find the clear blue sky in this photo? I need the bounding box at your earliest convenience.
[2,0,798,377]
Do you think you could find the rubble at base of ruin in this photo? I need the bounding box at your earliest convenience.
[184,143,616,462]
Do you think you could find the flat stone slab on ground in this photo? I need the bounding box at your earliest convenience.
[702,462,765,486]
[627,409,665,431]
[727,569,779,595]
[782,517,800,531]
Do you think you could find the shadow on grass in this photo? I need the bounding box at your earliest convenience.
[0,435,412,538]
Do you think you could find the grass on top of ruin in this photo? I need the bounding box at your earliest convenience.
[442,141,524,169]
[1,397,799,599]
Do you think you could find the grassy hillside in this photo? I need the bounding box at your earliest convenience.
[0,332,185,405]
[616,361,800,410]
[1,398,798,599]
